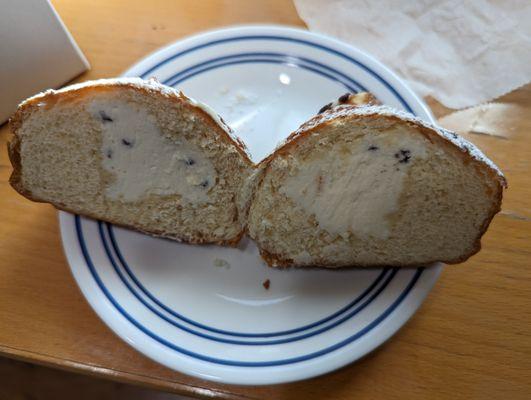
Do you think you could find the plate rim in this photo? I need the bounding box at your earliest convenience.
[123,24,434,121]
[61,24,442,385]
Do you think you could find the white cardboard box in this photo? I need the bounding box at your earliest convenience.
[0,0,90,123]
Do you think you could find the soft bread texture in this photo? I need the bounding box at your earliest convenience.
[248,101,506,268]
[9,84,505,267]
[9,78,254,245]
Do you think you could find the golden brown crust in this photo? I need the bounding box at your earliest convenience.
[10,79,254,166]
[252,104,506,268]
[7,79,250,246]
[46,201,244,247]
[9,83,506,263]
[257,92,382,169]
[7,134,23,196]
[258,197,501,268]
[275,105,506,185]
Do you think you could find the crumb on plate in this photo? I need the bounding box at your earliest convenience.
[213,258,230,268]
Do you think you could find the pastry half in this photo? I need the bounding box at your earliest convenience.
[248,98,506,267]
[9,78,254,245]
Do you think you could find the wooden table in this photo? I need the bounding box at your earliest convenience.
[1,1,530,398]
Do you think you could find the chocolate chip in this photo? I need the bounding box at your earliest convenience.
[262,279,270,290]
[393,149,412,163]
[105,148,113,159]
[99,110,113,123]
[200,180,209,188]
[121,138,134,147]
[338,93,351,103]
[395,149,411,164]
[368,145,379,151]
[185,158,195,166]
[318,102,333,114]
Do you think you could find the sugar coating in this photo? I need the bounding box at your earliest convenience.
[283,104,506,185]
[21,79,500,186]
[13,77,254,245]
[20,77,252,160]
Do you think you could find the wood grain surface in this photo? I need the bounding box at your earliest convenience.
[0,1,530,399]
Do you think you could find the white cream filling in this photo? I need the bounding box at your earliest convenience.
[89,100,217,203]
[280,129,428,240]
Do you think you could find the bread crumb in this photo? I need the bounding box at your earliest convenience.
[213,258,230,269]
[262,279,270,290]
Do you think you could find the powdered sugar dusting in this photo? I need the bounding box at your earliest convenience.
[18,77,251,160]
[17,78,505,185]
[180,91,252,160]
[21,77,174,103]
[283,104,506,185]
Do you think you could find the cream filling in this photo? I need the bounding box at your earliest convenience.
[89,100,217,203]
[280,129,428,240]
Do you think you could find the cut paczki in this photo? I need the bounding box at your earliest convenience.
[9,82,506,267]
[8,78,254,245]
[247,94,506,267]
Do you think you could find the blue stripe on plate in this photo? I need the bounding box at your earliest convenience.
[137,35,413,112]
[100,222,395,345]
[161,52,365,91]
[75,32,425,366]
[106,222,390,339]
[77,215,424,366]
[101,52,395,340]
[170,59,358,91]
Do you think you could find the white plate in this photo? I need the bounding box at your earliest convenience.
[61,25,442,385]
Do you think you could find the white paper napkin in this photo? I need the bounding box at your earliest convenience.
[294,0,531,109]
